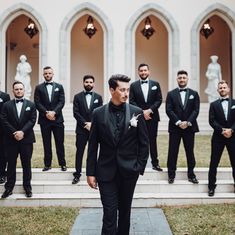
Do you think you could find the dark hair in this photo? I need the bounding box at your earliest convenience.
[43,66,53,70]
[218,80,228,86]
[12,81,24,88]
[83,75,95,82]
[177,70,188,76]
[108,74,130,90]
[138,63,149,70]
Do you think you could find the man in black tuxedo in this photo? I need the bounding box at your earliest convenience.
[0,88,10,184]
[72,75,103,184]
[208,80,235,197]
[86,74,149,235]
[1,81,36,198]
[34,66,66,171]
[129,63,163,171]
[166,70,200,184]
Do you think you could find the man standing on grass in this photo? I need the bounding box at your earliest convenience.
[1,81,36,198]
[165,70,200,184]
[86,74,149,235]
[72,75,103,184]
[34,66,67,172]
[208,80,235,196]
[0,87,10,184]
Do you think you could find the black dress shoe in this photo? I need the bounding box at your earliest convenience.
[1,189,12,199]
[208,189,215,197]
[0,176,6,184]
[188,177,199,184]
[168,178,174,184]
[25,190,32,198]
[152,165,163,172]
[72,177,80,184]
[42,166,51,171]
[61,166,67,171]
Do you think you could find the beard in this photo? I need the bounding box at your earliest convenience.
[84,85,93,91]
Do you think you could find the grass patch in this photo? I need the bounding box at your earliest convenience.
[28,133,230,168]
[0,207,79,235]
[163,204,235,235]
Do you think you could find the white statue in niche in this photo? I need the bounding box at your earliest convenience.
[15,55,32,99]
[205,55,222,103]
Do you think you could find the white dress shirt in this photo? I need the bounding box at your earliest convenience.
[221,97,229,120]
[85,91,92,109]
[15,98,24,118]
[45,82,53,102]
[140,79,149,102]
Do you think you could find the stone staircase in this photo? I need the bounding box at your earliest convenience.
[34,103,212,133]
[0,167,234,207]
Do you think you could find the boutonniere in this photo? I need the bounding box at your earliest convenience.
[25,107,31,111]
[231,105,235,109]
[129,113,141,128]
[54,87,59,92]
[189,95,194,99]
[93,99,98,103]
[151,86,157,90]
[0,98,3,102]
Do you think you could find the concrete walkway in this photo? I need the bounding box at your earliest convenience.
[70,208,173,235]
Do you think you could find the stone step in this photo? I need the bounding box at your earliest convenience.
[0,179,234,194]
[13,168,233,181]
[0,192,234,207]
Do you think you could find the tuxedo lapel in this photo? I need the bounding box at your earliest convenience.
[43,83,51,102]
[50,83,56,102]
[82,93,89,112]
[227,99,232,120]
[217,100,227,121]
[176,90,183,108]
[12,100,19,122]
[104,104,116,145]
[123,103,130,136]
[183,90,190,109]
[137,81,146,103]
[19,100,27,122]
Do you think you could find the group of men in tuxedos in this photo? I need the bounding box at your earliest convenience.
[0,63,235,234]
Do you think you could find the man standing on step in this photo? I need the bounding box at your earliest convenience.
[166,70,200,184]
[0,87,10,184]
[208,80,235,197]
[129,63,163,171]
[34,66,67,172]
[86,74,149,235]
[72,75,103,184]
[1,81,36,198]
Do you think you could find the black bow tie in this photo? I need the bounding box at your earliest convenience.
[221,98,229,102]
[16,99,24,103]
[141,80,148,84]
[45,82,53,86]
[85,91,92,95]
[179,88,187,92]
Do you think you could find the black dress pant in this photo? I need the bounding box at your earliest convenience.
[74,133,89,177]
[5,143,33,191]
[208,135,235,189]
[0,136,7,177]
[40,124,66,167]
[98,172,139,235]
[146,120,159,167]
[167,131,196,179]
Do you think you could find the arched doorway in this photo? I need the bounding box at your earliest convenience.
[135,14,168,97]
[70,14,103,101]
[6,14,39,100]
[200,15,232,102]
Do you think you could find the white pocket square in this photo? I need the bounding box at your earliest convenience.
[25,107,31,111]
[151,86,157,90]
[189,95,194,99]
[94,99,98,103]
[55,88,59,92]
[0,98,3,102]
[231,105,235,109]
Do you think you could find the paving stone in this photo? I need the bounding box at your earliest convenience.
[70,208,172,235]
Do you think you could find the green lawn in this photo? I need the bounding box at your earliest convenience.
[29,133,230,168]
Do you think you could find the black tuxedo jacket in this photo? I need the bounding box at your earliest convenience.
[73,91,103,134]
[34,82,65,125]
[209,98,235,138]
[129,80,162,121]
[0,99,36,144]
[166,88,200,133]
[0,91,10,132]
[86,103,149,181]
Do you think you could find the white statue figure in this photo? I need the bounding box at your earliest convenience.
[205,55,222,103]
[15,55,32,99]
